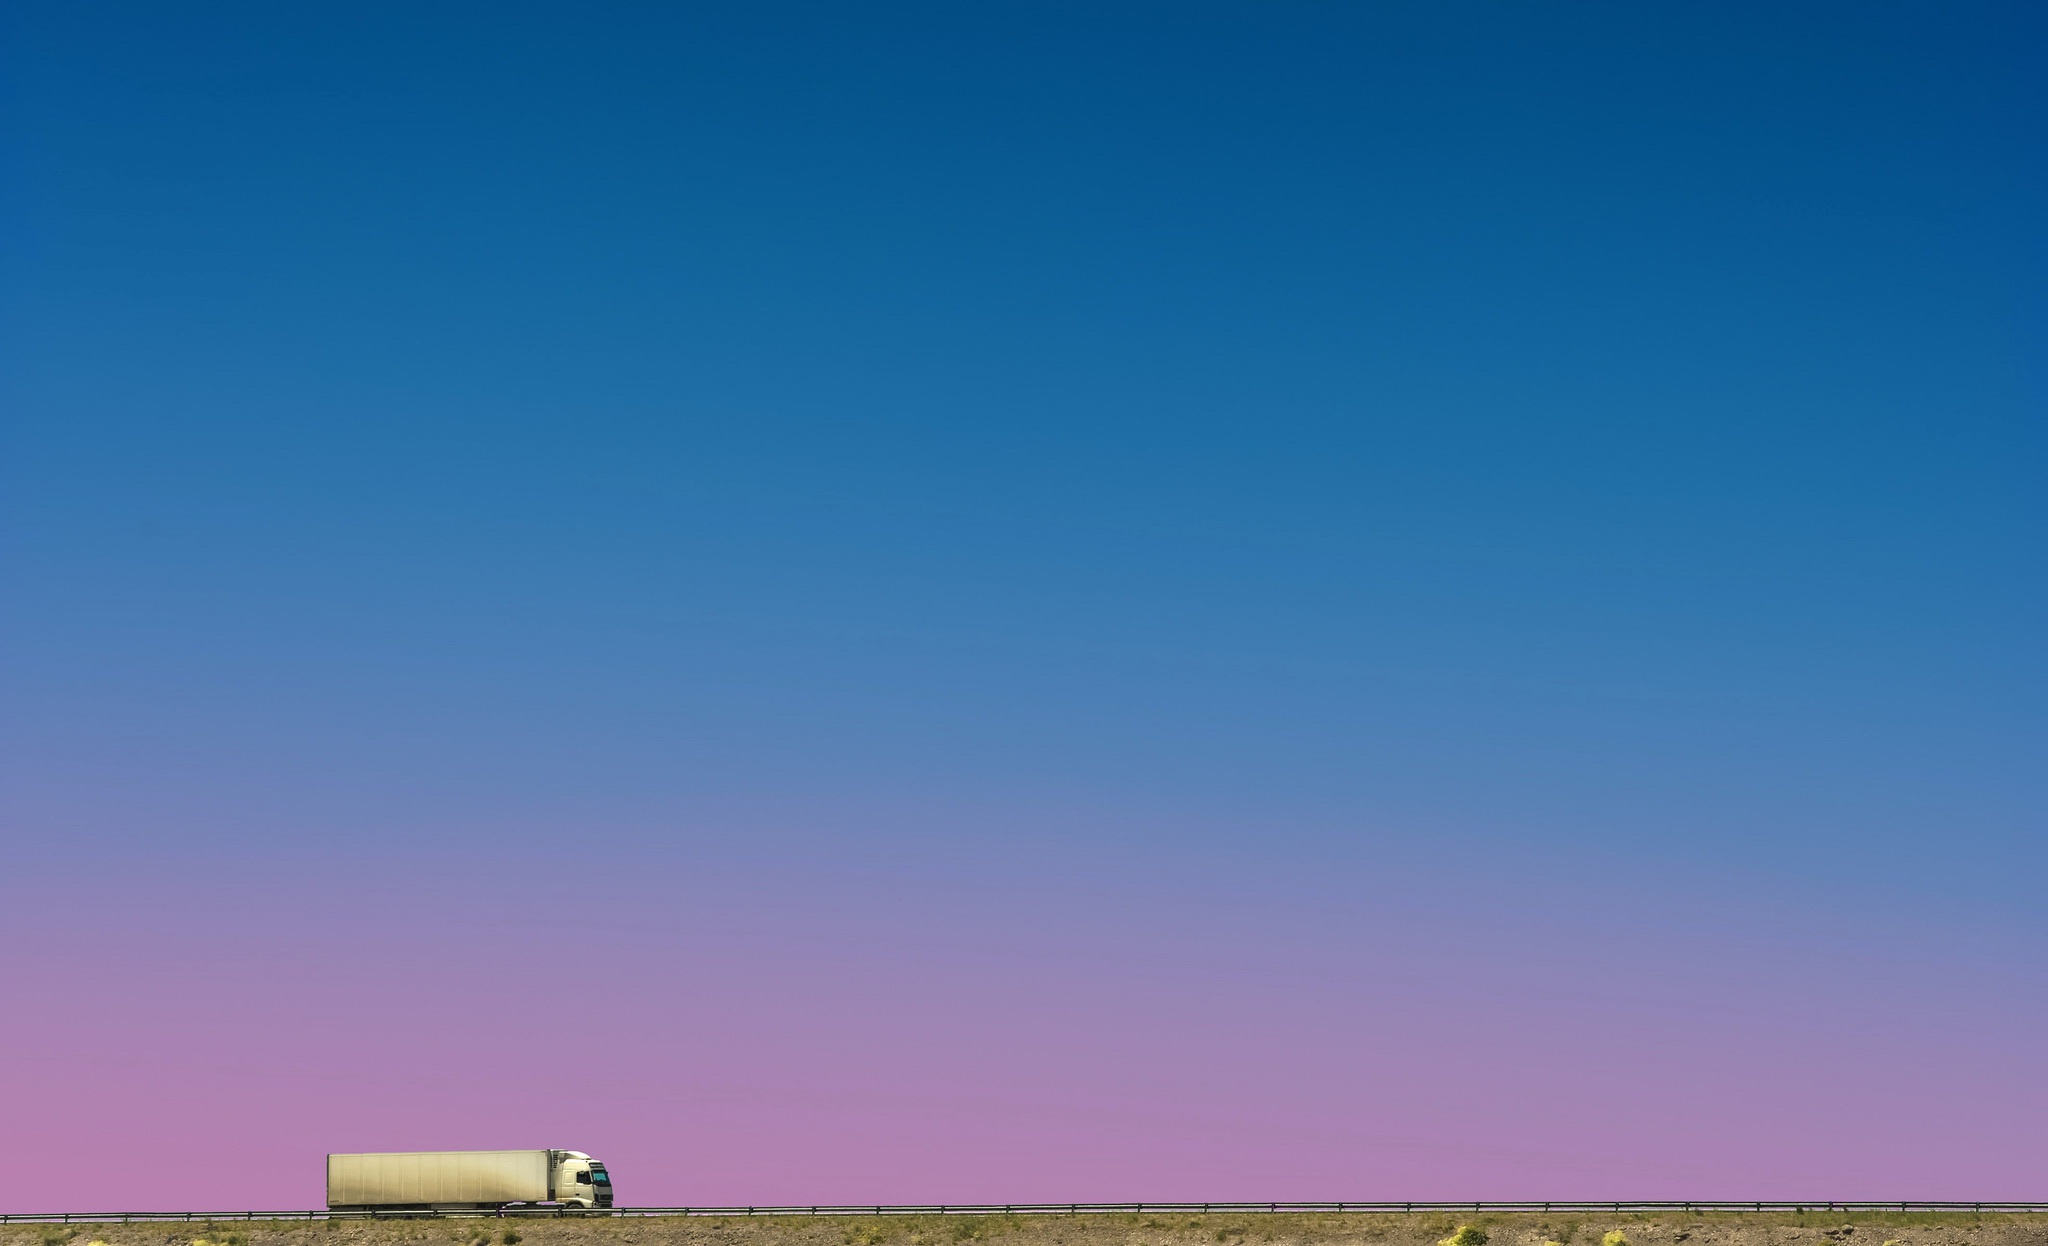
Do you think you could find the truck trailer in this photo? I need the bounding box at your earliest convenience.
[327,1150,613,1210]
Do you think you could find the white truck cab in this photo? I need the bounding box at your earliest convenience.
[551,1150,613,1209]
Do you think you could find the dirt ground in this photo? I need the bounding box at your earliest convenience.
[7,1211,2046,1246]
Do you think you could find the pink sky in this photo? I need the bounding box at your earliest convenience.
[6,847,2042,1211]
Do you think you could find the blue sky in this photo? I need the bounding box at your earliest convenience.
[9,1,2042,879]
[1,1,2045,1203]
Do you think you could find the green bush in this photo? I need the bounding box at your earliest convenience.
[1439,1227,1489,1246]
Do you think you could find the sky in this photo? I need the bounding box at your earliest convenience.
[2,0,2045,1212]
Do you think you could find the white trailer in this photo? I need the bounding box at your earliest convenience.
[326,1149,613,1210]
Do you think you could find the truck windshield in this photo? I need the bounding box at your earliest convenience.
[590,1169,610,1184]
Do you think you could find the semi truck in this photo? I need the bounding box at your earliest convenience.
[327,1150,614,1210]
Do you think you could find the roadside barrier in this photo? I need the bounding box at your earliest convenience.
[5,1202,2047,1224]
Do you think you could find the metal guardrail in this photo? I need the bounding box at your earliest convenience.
[5,1202,2048,1224]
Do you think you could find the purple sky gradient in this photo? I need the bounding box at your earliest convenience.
[4,0,2044,1213]
[6,833,2042,1210]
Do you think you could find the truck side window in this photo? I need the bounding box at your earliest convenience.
[576,1171,591,1183]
